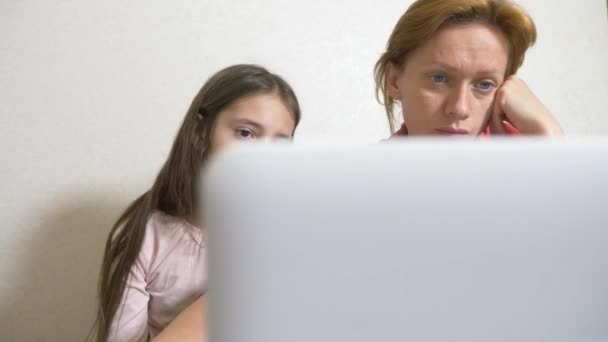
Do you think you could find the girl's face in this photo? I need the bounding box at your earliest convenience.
[208,93,296,157]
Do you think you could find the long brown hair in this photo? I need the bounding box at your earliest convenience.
[374,0,537,133]
[92,64,301,341]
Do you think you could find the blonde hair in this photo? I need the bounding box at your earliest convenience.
[374,0,537,132]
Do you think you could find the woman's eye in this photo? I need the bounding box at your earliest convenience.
[430,74,447,84]
[235,129,255,140]
[477,81,495,91]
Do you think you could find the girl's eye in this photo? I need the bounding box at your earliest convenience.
[236,128,255,140]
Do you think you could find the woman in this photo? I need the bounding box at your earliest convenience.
[374,0,563,137]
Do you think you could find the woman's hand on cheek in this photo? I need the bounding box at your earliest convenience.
[490,76,563,136]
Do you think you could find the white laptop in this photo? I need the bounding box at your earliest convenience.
[201,139,608,342]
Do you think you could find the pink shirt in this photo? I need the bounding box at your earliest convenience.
[108,211,207,341]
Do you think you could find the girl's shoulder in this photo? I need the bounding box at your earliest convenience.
[141,211,205,272]
[147,211,204,244]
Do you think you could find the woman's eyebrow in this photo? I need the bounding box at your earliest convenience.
[425,61,502,77]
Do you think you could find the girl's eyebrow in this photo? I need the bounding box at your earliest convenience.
[232,118,264,131]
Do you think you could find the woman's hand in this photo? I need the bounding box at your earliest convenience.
[490,76,563,136]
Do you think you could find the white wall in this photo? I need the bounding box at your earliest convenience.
[1,0,606,340]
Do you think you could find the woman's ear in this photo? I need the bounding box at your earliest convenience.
[386,63,403,101]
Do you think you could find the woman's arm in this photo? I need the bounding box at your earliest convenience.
[490,76,564,136]
[152,295,208,342]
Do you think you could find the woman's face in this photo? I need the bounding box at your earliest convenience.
[208,92,296,157]
[387,22,510,136]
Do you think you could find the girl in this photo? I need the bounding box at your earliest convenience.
[94,64,301,342]
[374,0,564,138]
